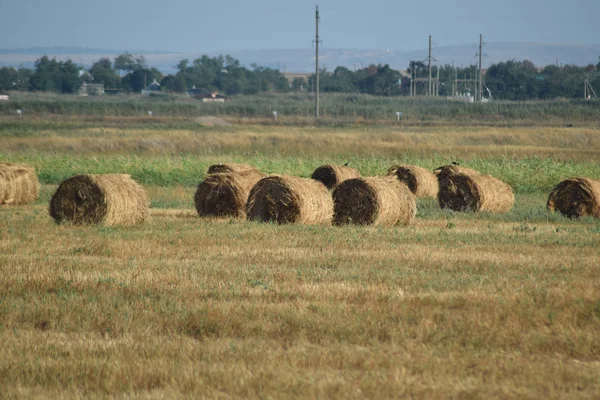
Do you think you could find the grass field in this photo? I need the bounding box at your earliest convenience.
[1,114,600,398]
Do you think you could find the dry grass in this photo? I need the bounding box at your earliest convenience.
[2,118,600,398]
[1,194,599,398]
[3,120,600,162]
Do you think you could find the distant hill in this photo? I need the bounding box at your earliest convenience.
[0,43,598,74]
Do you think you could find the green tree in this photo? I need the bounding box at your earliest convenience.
[114,53,147,74]
[121,67,162,92]
[0,67,32,91]
[29,56,82,93]
[291,77,306,91]
[89,58,120,88]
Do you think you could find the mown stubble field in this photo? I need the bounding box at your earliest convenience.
[1,116,600,398]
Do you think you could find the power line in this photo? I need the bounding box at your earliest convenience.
[313,6,322,119]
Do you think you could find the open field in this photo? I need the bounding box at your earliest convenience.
[1,114,600,398]
[2,92,600,123]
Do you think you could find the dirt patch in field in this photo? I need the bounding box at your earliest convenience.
[195,116,232,126]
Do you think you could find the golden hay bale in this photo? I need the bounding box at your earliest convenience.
[433,164,480,179]
[194,170,265,218]
[547,177,600,219]
[332,176,417,226]
[435,165,514,213]
[311,164,360,189]
[387,164,438,198]
[0,162,40,205]
[246,175,333,225]
[207,163,259,174]
[49,174,149,226]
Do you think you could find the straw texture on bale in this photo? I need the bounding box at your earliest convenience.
[333,176,417,226]
[435,165,514,213]
[311,164,360,189]
[207,163,259,174]
[387,164,438,198]
[194,170,265,218]
[49,174,149,226]
[246,175,333,225]
[433,164,480,179]
[547,177,600,219]
[0,162,40,205]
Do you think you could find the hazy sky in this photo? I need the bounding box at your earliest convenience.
[0,0,598,51]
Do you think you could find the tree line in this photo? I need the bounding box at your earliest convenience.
[0,52,599,100]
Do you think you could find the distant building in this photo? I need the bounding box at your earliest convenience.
[78,83,105,96]
[141,79,161,95]
[0,91,9,101]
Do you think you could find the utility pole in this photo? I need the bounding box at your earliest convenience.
[428,35,432,96]
[314,6,321,119]
[436,65,440,96]
[452,61,456,97]
[478,34,483,101]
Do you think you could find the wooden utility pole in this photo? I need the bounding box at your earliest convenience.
[436,65,440,96]
[452,61,457,97]
[314,6,321,119]
[428,35,432,96]
[478,34,483,101]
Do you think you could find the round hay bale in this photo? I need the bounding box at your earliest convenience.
[311,164,360,189]
[0,162,40,205]
[49,174,149,226]
[333,177,417,226]
[246,175,333,225]
[207,163,259,174]
[547,177,600,219]
[433,164,480,179]
[436,166,514,213]
[194,170,265,219]
[387,164,438,198]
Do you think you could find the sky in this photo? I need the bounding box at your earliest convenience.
[0,0,598,52]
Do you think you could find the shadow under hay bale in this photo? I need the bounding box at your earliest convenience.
[207,163,259,174]
[333,177,416,226]
[387,164,438,198]
[311,164,360,190]
[0,162,40,205]
[49,174,149,226]
[435,165,514,213]
[246,175,333,225]
[547,177,600,219]
[194,170,265,219]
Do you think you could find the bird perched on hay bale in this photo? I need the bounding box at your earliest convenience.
[311,164,360,190]
[207,163,260,174]
[386,164,438,198]
[333,176,416,226]
[246,175,333,225]
[194,170,265,219]
[0,162,40,205]
[434,165,514,213]
[49,174,149,226]
[547,177,600,219]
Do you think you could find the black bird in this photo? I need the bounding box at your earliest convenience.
[451,161,460,166]
[343,161,350,167]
